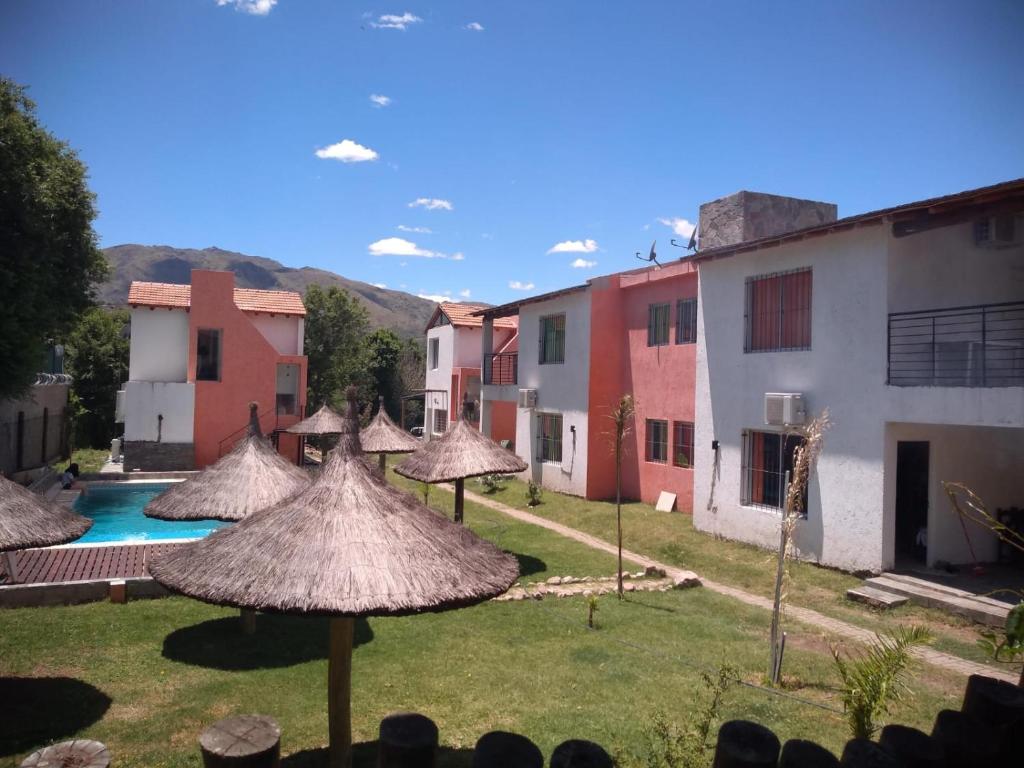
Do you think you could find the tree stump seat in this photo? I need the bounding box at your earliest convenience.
[19,739,111,768]
[712,720,780,768]
[550,739,613,768]
[199,714,281,768]
[377,711,438,767]
[471,731,543,768]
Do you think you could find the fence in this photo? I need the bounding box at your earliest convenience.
[483,353,518,385]
[0,410,70,476]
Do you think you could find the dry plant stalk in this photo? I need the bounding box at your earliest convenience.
[768,408,830,685]
[608,394,635,600]
[943,481,1024,557]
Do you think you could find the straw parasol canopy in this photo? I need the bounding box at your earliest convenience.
[145,403,309,523]
[360,396,421,472]
[394,411,527,523]
[285,402,347,436]
[149,389,518,768]
[1,474,92,583]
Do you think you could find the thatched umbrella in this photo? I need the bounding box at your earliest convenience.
[286,402,347,463]
[149,390,518,768]
[360,396,421,473]
[145,403,308,523]
[394,410,527,524]
[1,475,92,583]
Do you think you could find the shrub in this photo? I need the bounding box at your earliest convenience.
[526,480,543,507]
[479,474,508,494]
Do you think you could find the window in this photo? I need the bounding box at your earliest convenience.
[539,314,566,364]
[276,363,299,415]
[537,412,563,463]
[741,430,807,512]
[744,268,812,352]
[645,419,669,463]
[647,303,671,347]
[672,421,694,467]
[429,338,440,370]
[432,408,448,434]
[196,329,221,381]
[676,298,698,344]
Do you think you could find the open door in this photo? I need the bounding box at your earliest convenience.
[895,441,929,564]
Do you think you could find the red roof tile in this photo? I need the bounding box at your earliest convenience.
[432,302,517,330]
[127,282,306,316]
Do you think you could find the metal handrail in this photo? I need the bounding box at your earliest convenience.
[483,353,518,385]
[217,406,279,456]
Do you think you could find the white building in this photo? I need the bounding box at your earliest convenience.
[693,180,1024,573]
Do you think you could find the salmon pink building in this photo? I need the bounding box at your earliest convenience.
[477,261,699,510]
[117,270,307,470]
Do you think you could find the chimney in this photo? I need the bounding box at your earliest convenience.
[698,191,837,251]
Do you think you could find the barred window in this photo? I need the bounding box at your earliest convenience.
[672,421,694,468]
[647,303,671,347]
[539,314,566,364]
[744,268,812,352]
[741,430,807,512]
[432,409,448,435]
[645,419,668,463]
[676,298,697,344]
[537,413,563,463]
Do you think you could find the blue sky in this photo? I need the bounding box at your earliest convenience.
[3,1,1023,305]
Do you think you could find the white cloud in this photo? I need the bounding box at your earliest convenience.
[417,292,451,303]
[369,94,392,108]
[459,289,472,298]
[547,238,598,254]
[217,0,277,15]
[314,139,379,163]
[397,224,432,234]
[372,283,387,289]
[408,197,453,211]
[571,258,597,269]
[368,237,443,258]
[465,21,484,31]
[657,217,696,238]
[450,252,465,261]
[509,280,535,291]
[370,12,422,30]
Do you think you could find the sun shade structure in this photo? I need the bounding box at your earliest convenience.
[285,402,347,436]
[0,475,92,583]
[394,411,528,523]
[149,390,518,768]
[360,396,421,472]
[145,403,309,523]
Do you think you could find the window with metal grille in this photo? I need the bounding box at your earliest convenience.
[744,268,812,352]
[647,303,671,347]
[672,421,694,467]
[645,419,668,463]
[676,298,697,344]
[539,314,566,364]
[741,430,807,513]
[537,412,563,463]
[432,408,448,435]
[196,329,222,381]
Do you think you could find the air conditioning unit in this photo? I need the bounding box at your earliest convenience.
[764,393,806,426]
[974,215,1019,249]
[518,388,538,409]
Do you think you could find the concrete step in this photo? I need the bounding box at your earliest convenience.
[883,572,1013,610]
[864,576,1009,627]
[846,585,909,609]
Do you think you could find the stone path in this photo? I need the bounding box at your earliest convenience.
[452,484,1016,684]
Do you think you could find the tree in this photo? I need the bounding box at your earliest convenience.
[609,394,635,600]
[65,308,129,449]
[396,338,425,430]
[0,78,107,400]
[365,328,404,417]
[303,284,371,410]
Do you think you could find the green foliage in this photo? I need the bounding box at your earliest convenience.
[979,601,1024,669]
[479,474,508,494]
[365,327,404,418]
[303,284,371,408]
[527,479,543,507]
[587,594,599,628]
[831,625,932,740]
[0,78,107,400]
[65,308,129,449]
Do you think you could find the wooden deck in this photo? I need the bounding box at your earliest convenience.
[0,543,181,585]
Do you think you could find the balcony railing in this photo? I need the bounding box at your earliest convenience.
[483,353,518,385]
[888,301,1024,387]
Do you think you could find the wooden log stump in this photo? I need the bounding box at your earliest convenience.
[930,709,998,768]
[838,738,901,768]
[711,720,780,768]
[471,731,543,768]
[377,711,438,768]
[878,724,944,768]
[20,739,110,768]
[199,714,281,768]
[550,739,613,768]
[778,739,839,768]
[960,673,1024,732]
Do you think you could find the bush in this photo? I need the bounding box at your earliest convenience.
[479,474,508,494]
[527,480,543,507]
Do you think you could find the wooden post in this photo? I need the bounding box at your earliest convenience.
[199,715,280,768]
[378,453,387,475]
[454,478,465,524]
[241,608,257,635]
[328,616,355,768]
[2,551,19,584]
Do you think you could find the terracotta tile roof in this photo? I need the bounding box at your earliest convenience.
[128,282,306,316]
[432,302,517,330]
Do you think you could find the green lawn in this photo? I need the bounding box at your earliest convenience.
[51,447,109,475]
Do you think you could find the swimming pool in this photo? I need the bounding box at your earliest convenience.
[73,482,229,544]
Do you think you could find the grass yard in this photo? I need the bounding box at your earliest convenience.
[50,447,109,475]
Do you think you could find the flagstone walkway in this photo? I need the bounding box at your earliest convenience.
[449,484,1016,684]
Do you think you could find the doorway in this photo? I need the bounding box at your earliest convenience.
[895,441,929,564]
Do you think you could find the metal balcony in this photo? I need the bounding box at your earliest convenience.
[483,353,518,385]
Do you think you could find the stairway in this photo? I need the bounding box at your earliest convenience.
[847,571,1011,627]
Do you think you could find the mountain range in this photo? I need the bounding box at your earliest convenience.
[99,244,438,338]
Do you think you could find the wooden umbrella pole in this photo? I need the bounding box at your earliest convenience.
[328,616,355,768]
[378,453,386,475]
[454,478,465,524]
[240,608,256,634]
[2,551,19,583]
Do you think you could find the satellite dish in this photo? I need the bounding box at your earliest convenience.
[636,240,662,267]
[687,227,697,251]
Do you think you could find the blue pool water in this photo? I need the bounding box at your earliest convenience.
[73,483,229,544]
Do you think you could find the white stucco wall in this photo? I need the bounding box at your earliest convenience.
[123,381,195,443]
[251,315,304,356]
[515,290,591,496]
[128,308,189,382]
[424,324,454,438]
